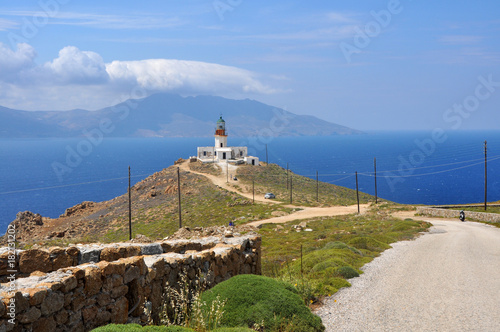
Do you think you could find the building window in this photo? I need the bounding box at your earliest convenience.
[203,151,207,156]
[220,143,223,147]
[240,151,243,157]
[223,152,226,159]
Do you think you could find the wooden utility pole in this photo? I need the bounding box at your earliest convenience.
[316,171,319,202]
[356,171,360,214]
[485,140,487,211]
[128,166,132,240]
[177,167,182,228]
[290,175,293,204]
[226,162,229,183]
[252,178,255,204]
[374,157,378,204]
[266,144,268,164]
[286,163,289,189]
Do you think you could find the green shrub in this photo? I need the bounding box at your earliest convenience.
[200,274,325,332]
[314,277,351,295]
[391,220,420,232]
[323,241,362,255]
[334,266,360,279]
[91,324,194,331]
[212,328,255,332]
[348,236,391,252]
[311,258,346,273]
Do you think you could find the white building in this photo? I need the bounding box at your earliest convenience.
[197,116,260,165]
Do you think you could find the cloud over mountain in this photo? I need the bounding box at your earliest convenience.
[0,43,281,111]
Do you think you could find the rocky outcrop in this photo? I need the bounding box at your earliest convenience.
[0,234,261,331]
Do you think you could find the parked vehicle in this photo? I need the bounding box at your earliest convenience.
[264,193,275,199]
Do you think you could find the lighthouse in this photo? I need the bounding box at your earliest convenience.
[214,116,227,148]
[196,116,259,165]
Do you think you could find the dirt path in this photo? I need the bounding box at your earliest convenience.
[247,204,369,227]
[179,161,369,225]
[316,218,500,331]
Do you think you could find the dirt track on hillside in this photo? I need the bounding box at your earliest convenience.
[179,161,369,225]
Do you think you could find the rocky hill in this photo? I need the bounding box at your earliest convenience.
[3,160,291,246]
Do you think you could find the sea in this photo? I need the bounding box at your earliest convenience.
[1,131,500,235]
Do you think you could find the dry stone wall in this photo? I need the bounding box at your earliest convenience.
[0,234,261,332]
[416,206,500,223]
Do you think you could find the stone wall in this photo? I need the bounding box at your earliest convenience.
[0,235,261,332]
[416,206,500,223]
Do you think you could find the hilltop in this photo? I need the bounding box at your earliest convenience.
[0,94,362,138]
[3,160,374,246]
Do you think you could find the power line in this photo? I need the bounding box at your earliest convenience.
[0,173,151,195]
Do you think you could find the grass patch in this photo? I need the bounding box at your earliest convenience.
[200,274,325,332]
[259,211,431,300]
[236,163,374,207]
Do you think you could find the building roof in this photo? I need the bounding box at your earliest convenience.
[217,116,225,123]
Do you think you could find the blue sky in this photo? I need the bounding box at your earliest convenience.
[0,0,499,130]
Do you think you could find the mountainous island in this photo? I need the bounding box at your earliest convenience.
[0,93,361,138]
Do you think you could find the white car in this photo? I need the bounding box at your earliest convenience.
[264,193,275,199]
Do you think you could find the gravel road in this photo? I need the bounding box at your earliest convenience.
[316,219,500,331]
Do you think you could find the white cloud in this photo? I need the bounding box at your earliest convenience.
[3,11,184,30]
[0,43,36,80]
[106,59,275,95]
[439,35,484,45]
[43,46,109,84]
[0,44,281,110]
[0,18,18,31]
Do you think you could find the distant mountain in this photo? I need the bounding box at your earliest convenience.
[0,94,362,138]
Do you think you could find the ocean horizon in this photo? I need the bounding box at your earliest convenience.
[1,130,499,235]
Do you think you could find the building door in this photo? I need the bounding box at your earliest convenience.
[252,159,255,165]
[223,152,226,159]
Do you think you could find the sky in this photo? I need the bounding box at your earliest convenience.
[0,0,499,131]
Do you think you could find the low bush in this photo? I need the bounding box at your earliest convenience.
[200,274,325,332]
[91,324,194,331]
[347,236,391,252]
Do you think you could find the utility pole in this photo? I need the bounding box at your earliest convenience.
[316,171,319,202]
[226,162,229,183]
[286,163,289,189]
[177,167,182,229]
[356,171,360,214]
[485,140,487,211]
[128,166,132,240]
[252,178,255,204]
[265,144,268,164]
[374,157,378,204]
[290,175,293,204]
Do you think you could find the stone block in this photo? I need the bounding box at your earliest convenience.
[33,316,56,332]
[110,297,128,324]
[19,307,41,324]
[79,249,101,264]
[19,249,51,274]
[84,267,102,296]
[141,244,163,256]
[41,292,64,316]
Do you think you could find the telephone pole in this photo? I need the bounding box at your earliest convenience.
[356,171,360,214]
[177,167,182,228]
[374,157,378,204]
[484,140,487,211]
[286,163,289,189]
[266,144,268,164]
[128,166,132,240]
[316,171,319,202]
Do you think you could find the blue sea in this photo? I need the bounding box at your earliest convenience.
[1,131,500,234]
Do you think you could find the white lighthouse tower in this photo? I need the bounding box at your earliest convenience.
[196,116,259,165]
[214,116,228,148]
